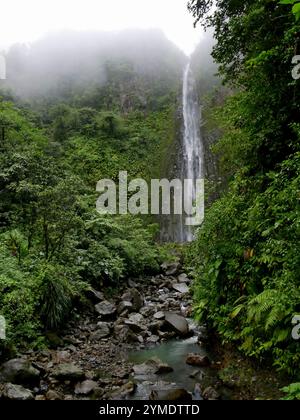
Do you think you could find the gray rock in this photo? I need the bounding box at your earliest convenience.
[128,313,145,324]
[86,288,105,303]
[148,321,164,334]
[137,335,144,344]
[186,354,211,367]
[117,301,133,315]
[147,335,160,344]
[0,359,40,385]
[178,273,190,283]
[189,370,201,379]
[75,380,98,395]
[164,312,189,336]
[46,390,64,400]
[114,325,140,343]
[133,358,173,376]
[161,262,181,276]
[95,301,117,317]
[90,322,111,341]
[124,313,146,333]
[109,382,136,400]
[172,283,189,294]
[140,306,156,317]
[1,383,34,400]
[128,279,138,288]
[202,386,220,400]
[35,395,46,400]
[51,363,85,382]
[124,321,146,334]
[153,311,165,320]
[122,289,144,312]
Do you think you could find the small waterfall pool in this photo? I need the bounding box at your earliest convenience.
[127,321,218,399]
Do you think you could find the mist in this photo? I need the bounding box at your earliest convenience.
[2,30,188,101]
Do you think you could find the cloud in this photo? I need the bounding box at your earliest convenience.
[0,0,203,54]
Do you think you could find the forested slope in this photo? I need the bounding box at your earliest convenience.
[188,0,300,377]
[0,29,185,352]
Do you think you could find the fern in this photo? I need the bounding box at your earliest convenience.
[265,306,285,330]
[247,290,279,324]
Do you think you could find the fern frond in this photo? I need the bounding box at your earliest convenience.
[247,289,279,324]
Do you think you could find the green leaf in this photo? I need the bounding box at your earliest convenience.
[279,0,298,4]
[230,304,244,319]
[292,3,300,19]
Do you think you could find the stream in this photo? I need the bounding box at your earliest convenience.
[128,335,214,399]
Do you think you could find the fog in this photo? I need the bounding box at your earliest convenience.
[3,29,189,100]
[0,0,202,55]
[0,2,216,103]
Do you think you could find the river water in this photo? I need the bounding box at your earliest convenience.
[128,321,218,400]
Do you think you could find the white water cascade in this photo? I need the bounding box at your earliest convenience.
[179,61,203,242]
[159,60,203,243]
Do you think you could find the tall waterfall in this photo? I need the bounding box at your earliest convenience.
[179,61,203,242]
[159,60,203,243]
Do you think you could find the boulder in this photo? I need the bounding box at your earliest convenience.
[124,321,146,334]
[140,306,156,317]
[186,354,211,367]
[1,383,34,400]
[109,382,136,400]
[146,335,160,344]
[128,313,145,324]
[75,380,98,395]
[161,262,181,276]
[117,301,133,315]
[85,288,105,303]
[172,283,189,294]
[0,358,40,385]
[90,322,111,341]
[133,358,173,376]
[122,289,144,312]
[153,311,165,320]
[164,312,189,336]
[148,321,164,334]
[95,301,117,317]
[51,363,85,382]
[178,273,190,284]
[114,325,140,344]
[124,313,146,333]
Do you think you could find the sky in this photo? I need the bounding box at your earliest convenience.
[0,0,203,55]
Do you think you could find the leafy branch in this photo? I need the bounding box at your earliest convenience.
[279,0,300,21]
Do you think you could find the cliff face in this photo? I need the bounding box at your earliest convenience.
[158,89,185,243]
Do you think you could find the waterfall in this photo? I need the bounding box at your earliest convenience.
[179,61,203,243]
[159,60,203,243]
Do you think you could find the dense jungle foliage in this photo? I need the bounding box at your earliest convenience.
[188,0,300,376]
[0,30,184,351]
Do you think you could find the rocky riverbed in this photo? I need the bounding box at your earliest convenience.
[0,260,287,401]
[0,261,211,400]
